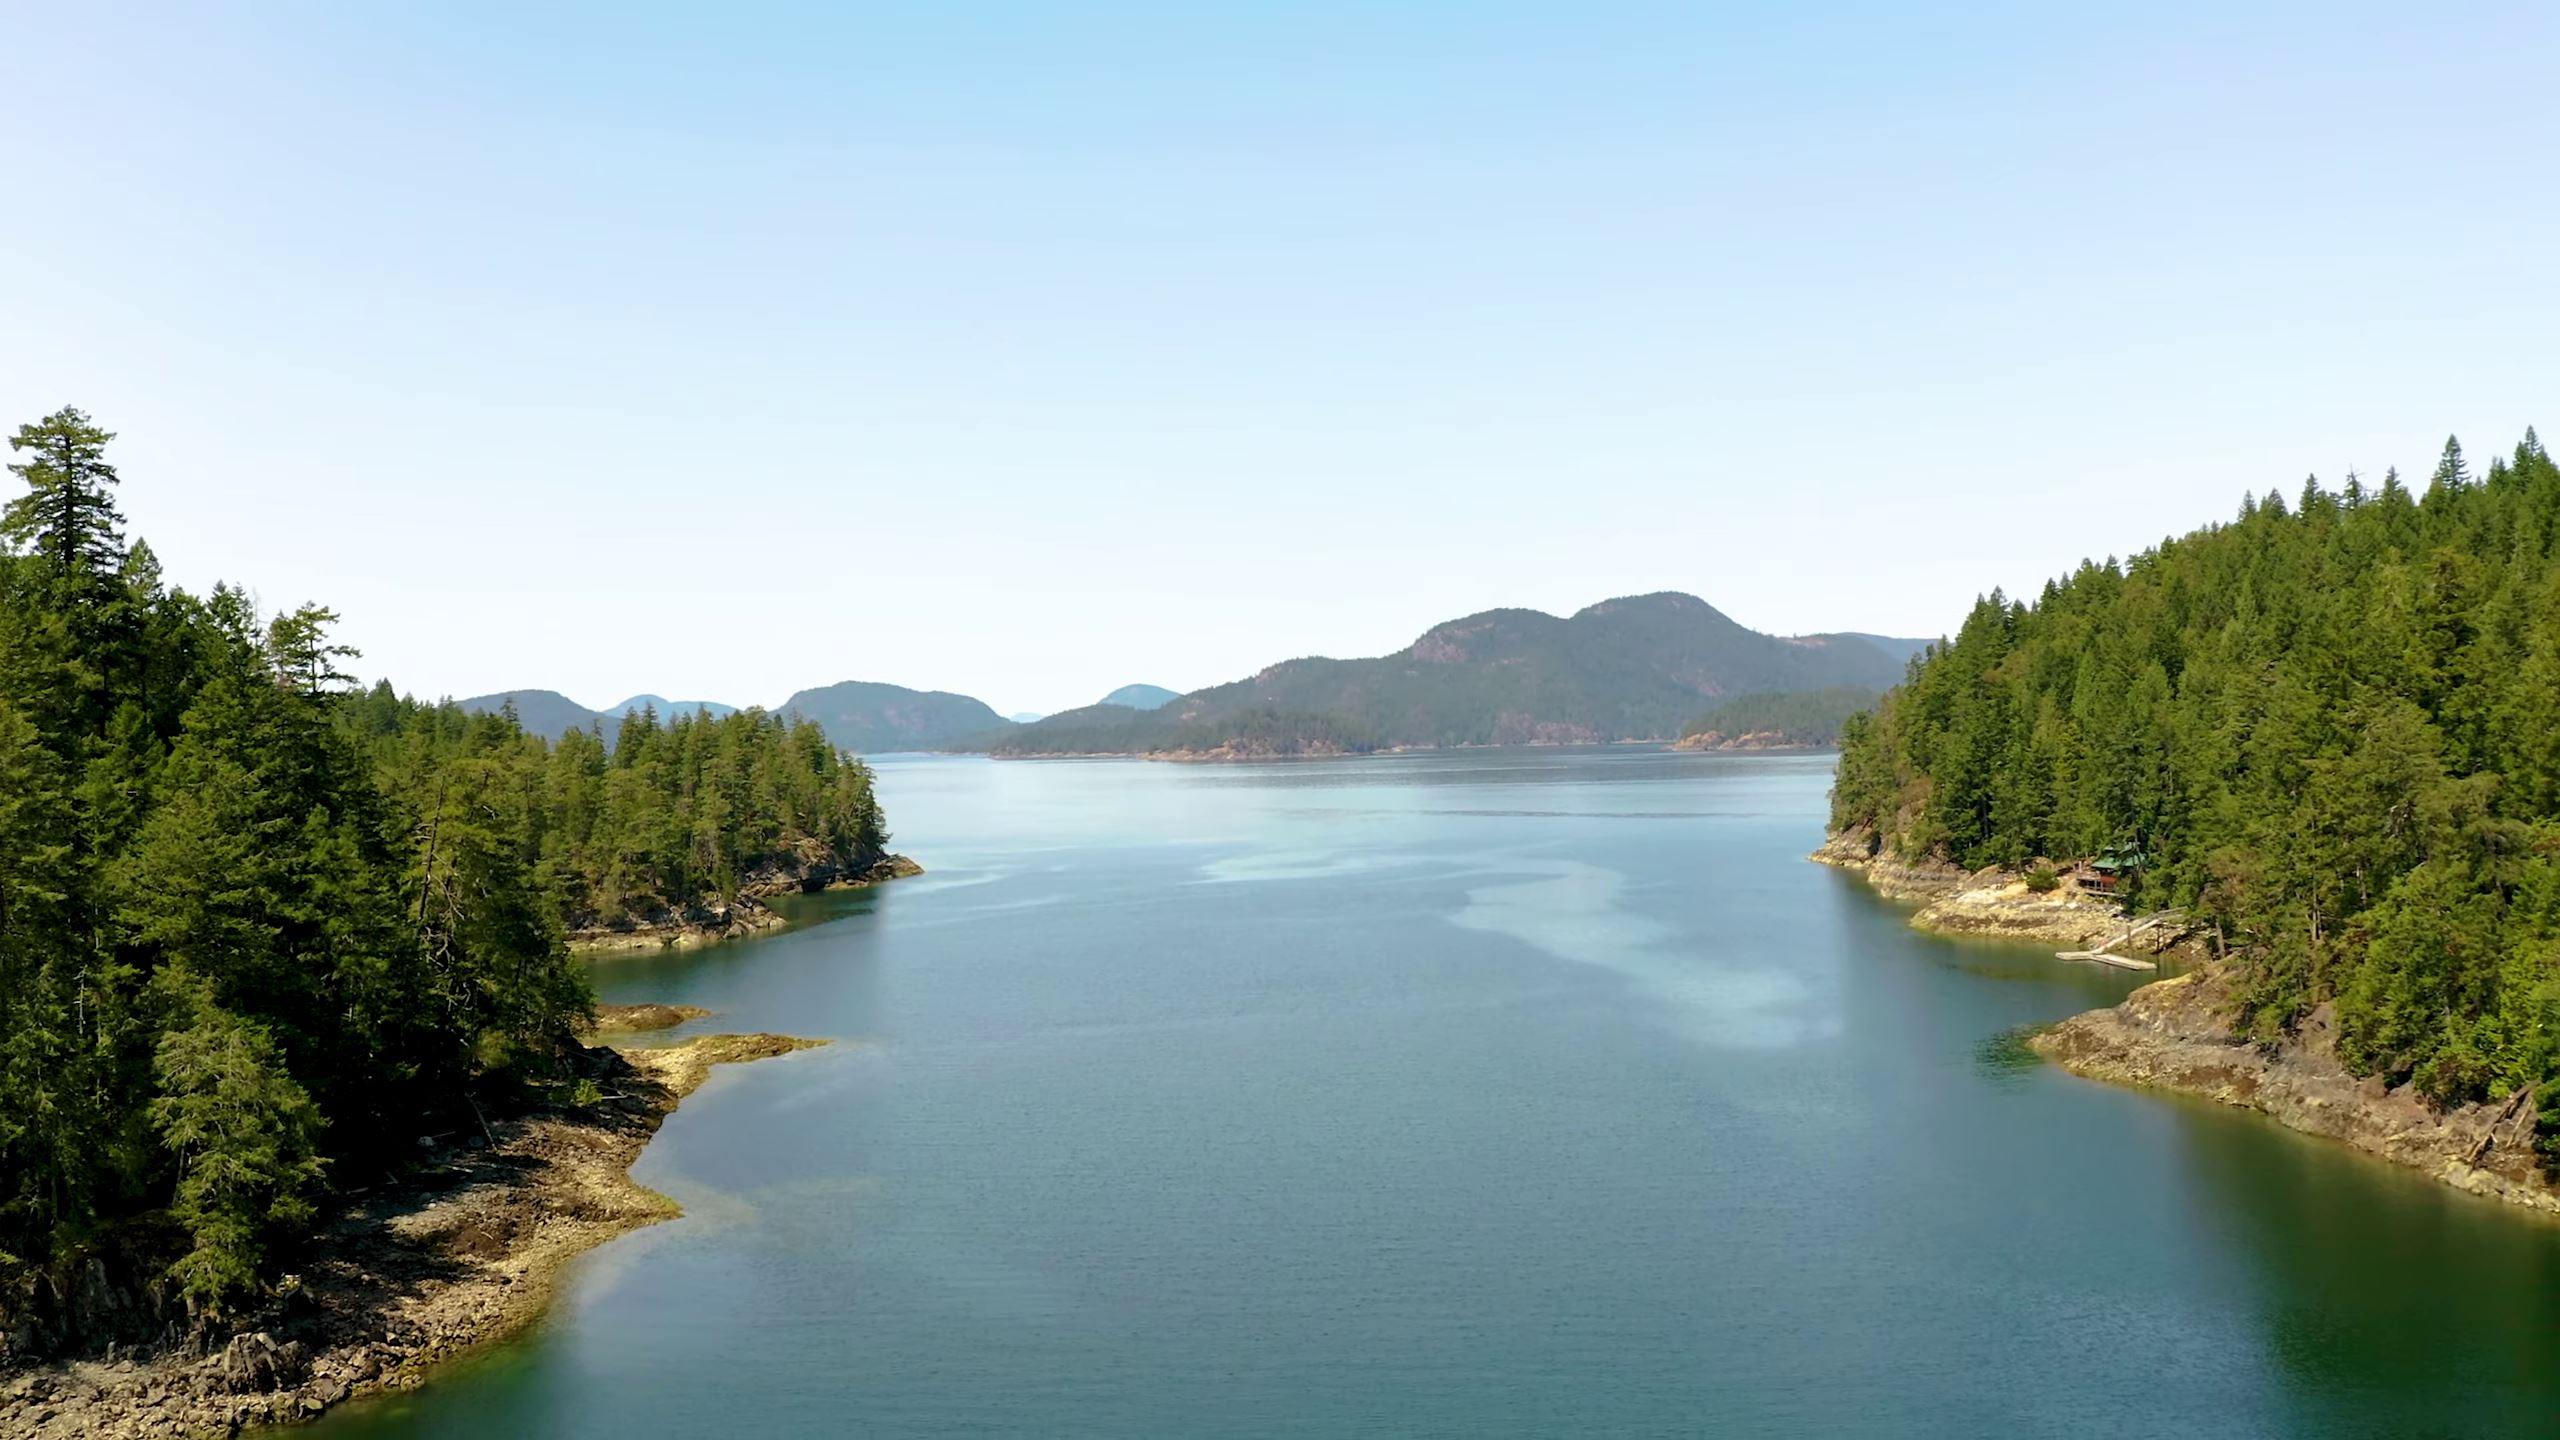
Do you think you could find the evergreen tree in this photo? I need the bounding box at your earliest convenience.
[3,407,124,583]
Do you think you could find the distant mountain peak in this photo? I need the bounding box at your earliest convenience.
[1098,684,1179,710]
[776,679,1009,753]
[989,591,1920,754]
[1571,591,1717,618]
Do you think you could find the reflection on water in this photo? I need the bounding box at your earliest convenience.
[306,749,2560,1440]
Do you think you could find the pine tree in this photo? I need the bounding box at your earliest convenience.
[4,407,124,583]
[264,604,361,697]
[2432,434,2472,492]
[148,967,325,1315]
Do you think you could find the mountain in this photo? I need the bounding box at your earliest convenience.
[1007,711,1048,724]
[609,693,737,720]
[984,592,1913,754]
[452,688,738,742]
[777,680,1014,753]
[451,688,612,740]
[1099,683,1179,710]
[1836,633,1937,667]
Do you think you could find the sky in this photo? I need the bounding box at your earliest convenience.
[4,3,2556,717]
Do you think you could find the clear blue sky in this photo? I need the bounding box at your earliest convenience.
[5,3,2554,715]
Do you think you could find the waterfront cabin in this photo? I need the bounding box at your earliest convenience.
[2082,845,2146,893]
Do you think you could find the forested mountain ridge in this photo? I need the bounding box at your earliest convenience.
[450,689,736,745]
[775,679,1011,752]
[1829,430,2560,1124]
[0,408,901,1346]
[1099,683,1179,710]
[986,593,1916,754]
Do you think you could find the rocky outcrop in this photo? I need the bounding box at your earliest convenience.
[583,1003,711,1034]
[2034,968,2560,1213]
[1670,729,1819,752]
[1809,827,1967,902]
[0,1033,828,1439]
[568,851,921,952]
[1811,828,2199,952]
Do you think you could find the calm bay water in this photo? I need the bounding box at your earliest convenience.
[312,750,2560,1438]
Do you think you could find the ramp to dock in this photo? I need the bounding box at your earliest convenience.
[2056,911,2178,971]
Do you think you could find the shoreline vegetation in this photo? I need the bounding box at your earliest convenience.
[567,853,922,952]
[0,408,924,1429]
[1820,428,2560,1215]
[1818,827,2560,1215]
[2,1026,827,1439]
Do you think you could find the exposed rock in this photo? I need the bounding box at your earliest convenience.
[1809,826,1968,902]
[213,1333,306,1394]
[1670,728,1820,752]
[2034,967,2560,1213]
[1811,827,2197,952]
[583,1003,712,1034]
[567,850,921,952]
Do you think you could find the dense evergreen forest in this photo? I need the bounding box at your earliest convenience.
[0,409,889,1322]
[1831,430,2560,1118]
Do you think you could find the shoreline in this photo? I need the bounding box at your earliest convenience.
[1816,829,2560,1215]
[2032,969,2560,1213]
[980,738,1833,763]
[1810,828,2191,954]
[567,853,921,953]
[2,1030,827,1439]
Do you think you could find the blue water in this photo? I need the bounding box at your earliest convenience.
[309,749,2560,1438]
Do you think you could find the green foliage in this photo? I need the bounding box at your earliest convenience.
[4,407,124,585]
[2025,866,2060,893]
[0,410,899,1317]
[148,967,325,1316]
[1831,430,2560,1115]
[1679,687,1881,747]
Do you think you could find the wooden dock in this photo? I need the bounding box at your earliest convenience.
[2055,948,2158,971]
[2056,911,2178,971]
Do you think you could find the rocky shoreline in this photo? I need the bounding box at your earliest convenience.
[568,852,921,952]
[1810,827,2190,954]
[2034,969,2560,1213]
[1816,827,2560,1215]
[1667,730,1822,752]
[1,1029,827,1439]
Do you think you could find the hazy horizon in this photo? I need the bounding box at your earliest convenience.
[7,3,2555,714]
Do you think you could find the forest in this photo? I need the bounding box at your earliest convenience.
[0,408,890,1320]
[1830,430,2560,1122]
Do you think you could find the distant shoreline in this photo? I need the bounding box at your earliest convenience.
[977,739,1838,763]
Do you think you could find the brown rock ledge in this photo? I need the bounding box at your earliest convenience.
[2033,967,2560,1214]
[569,852,922,953]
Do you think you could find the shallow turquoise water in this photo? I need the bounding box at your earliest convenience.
[308,750,2560,1437]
